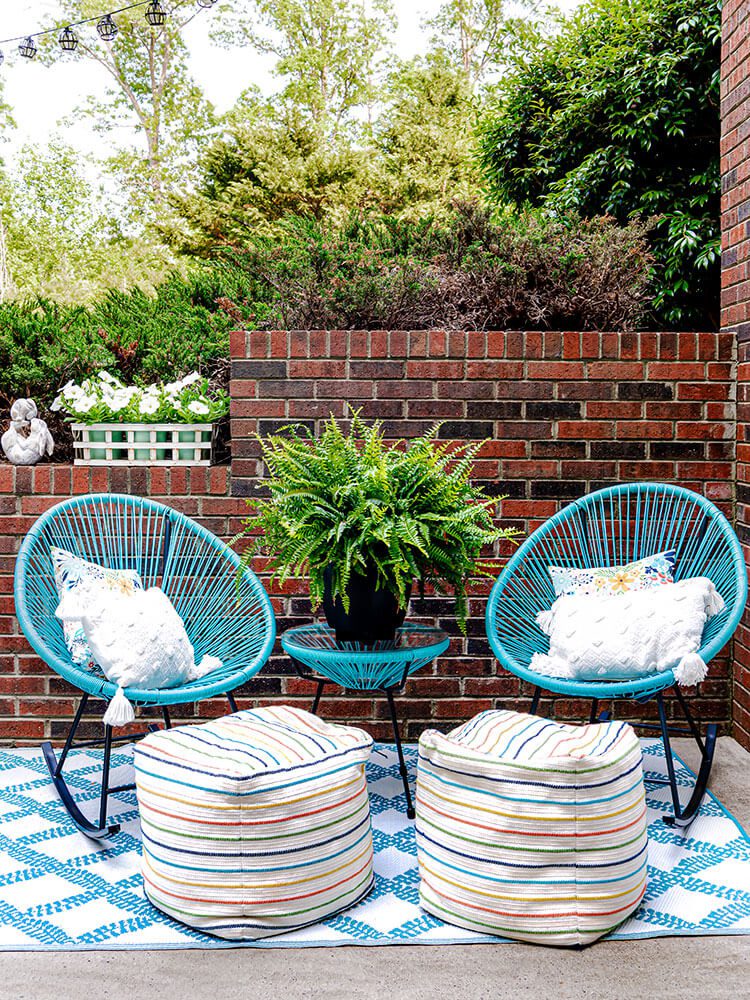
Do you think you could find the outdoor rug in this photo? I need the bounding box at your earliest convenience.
[0,739,748,949]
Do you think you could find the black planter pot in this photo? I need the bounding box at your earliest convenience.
[322,564,411,644]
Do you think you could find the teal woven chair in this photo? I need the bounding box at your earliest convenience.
[486,482,747,827]
[14,493,276,839]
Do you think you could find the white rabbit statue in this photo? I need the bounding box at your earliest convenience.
[1,398,54,465]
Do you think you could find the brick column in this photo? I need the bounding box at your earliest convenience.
[721,0,750,747]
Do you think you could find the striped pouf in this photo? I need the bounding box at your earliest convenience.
[416,710,648,947]
[134,705,374,940]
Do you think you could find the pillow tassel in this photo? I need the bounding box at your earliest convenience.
[673,652,708,687]
[103,686,135,727]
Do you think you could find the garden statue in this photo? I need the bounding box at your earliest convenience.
[1,398,54,465]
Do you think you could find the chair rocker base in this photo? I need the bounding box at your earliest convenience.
[651,689,717,828]
[46,692,242,840]
[529,684,716,828]
[42,740,122,840]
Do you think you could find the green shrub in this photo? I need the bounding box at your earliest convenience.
[0,271,234,409]
[476,0,720,329]
[216,204,654,331]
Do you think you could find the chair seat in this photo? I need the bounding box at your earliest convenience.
[416,709,648,947]
[135,705,375,940]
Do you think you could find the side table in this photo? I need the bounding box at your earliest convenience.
[281,623,450,818]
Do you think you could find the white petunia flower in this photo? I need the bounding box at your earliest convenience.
[181,372,201,387]
[188,400,210,417]
[139,395,159,416]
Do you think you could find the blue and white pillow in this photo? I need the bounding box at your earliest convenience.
[51,547,143,667]
[549,550,676,599]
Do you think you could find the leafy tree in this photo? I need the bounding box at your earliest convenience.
[477,0,720,328]
[373,52,480,218]
[40,0,216,218]
[0,79,16,303]
[163,90,380,253]
[0,140,171,303]
[215,0,395,142]
[426,0,517,88]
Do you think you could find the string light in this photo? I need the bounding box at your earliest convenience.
[0,2,216,60]
[97,15,119,41]
[59,26,79,52]
[18,37,37,59]
[145,2,167,27]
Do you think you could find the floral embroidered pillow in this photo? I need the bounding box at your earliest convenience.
[51,547,143,667]
[548,550,676,598]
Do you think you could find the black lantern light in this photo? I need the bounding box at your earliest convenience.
[96,14,118,41]
[59,26,78,52]
[18,36,37,59]
[197,0,218,7]
[145,2,167,27]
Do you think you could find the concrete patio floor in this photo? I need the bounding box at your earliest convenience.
[0,737,748,1000]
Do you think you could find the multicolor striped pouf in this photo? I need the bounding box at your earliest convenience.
[134,705,374,940]
[416,710,648,947]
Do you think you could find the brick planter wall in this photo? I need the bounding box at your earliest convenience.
[0,327,734,746]
[721,0,750,749]
[230,328,735,738]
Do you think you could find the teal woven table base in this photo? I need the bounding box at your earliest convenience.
[281,623,450,691]
[281,623,450,817]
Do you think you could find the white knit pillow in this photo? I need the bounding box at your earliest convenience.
[532,577,725,686]
[55,583,221,726]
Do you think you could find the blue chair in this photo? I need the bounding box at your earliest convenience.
[14,493,276,839]
[486,482,747,827]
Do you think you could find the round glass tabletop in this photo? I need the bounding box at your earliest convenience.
[281,623,450,660]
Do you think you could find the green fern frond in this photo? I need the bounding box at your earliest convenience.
[235,408,522,632]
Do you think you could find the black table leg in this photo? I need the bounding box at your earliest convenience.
[311,678,327,715]
[384,685,415,819]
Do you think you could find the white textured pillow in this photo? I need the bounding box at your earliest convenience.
[531,577,725,687]
[56,583,221,726]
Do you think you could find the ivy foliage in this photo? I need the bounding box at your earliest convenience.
[238,413,518,631]
[477,0,720,329]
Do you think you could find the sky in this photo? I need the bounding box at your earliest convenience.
[0,0,581,160]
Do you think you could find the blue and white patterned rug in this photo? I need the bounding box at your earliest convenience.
[0,740,748,949]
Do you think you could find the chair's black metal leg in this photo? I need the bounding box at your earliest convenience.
[226,692,239,714]
[530,686,542,715]
[161,707,172,729]
[673,685,706,754]
[42,709,121,840]
[55,694,88,775]
[588,699,599,723]
[655,691,716,828]
[384,686,415,820]
[312,679,326,715]
[99,725,114,832]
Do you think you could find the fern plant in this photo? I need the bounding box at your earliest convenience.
[238,412,519,631]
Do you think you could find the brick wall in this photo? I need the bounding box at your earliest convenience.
[0,327,734,746]
[721,0,750,749]
[230,328,735,737]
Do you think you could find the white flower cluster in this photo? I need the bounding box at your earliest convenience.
[51,370,229,425]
